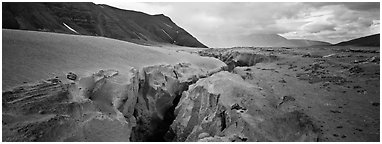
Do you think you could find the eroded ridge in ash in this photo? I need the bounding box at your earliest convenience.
[168,71,320,142]
[2,62,225,142]
[3,61,320,142]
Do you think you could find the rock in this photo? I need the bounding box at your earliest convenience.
[38,110,46,114]
[279,79,287,83]
[198,132,210,139]
[231,103,247,111]
[198,48,278,70]
[302,53,311,57]
[168,71,320,142]
[197,136,231,142]
[368,56,379,63]
[131,63,223,141]
[349,49,378,53]
[66,72,77,81]
[66,68,139,141]
[3,62,226,142]
[277,95,296,108]
[371,102,380,107]
[330,110,341,113]
[47,78,62,84]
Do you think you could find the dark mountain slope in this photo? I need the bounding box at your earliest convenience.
[2,2,207,48]
[335,34,380,47]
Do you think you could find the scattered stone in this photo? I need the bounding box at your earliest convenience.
[368,56,379,63]
[302,53,311,57]
[66,72,77,81]
[279,79,287,83]
[349,66,364,73]
[356,89,367,94]
[277,95,296,107]
[281,95,296,102]
[349,49,378,53]
[323,53,336,58]
[354,128,363,132]
[38,110,46,114]
[231,103,247,111]
[330,110,341,113]
[47,78,61,84]
[198,133,210,139]
[372,102,380,107]
[353,85,361,89]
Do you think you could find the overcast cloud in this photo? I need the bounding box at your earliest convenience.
[98,2,380,47]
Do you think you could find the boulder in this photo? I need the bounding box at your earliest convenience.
[66,72,77,81]
[131,63,222,141]
[168,71,320,142]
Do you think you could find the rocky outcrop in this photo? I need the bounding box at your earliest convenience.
[2,62,226,142]
[168,71,320,142]
[2,68,140,141]
[198,48,278,71]
[2,48,321,142]
[131,63,211,141]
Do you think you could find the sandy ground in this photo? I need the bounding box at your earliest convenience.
[2,29,224,91]
[2,29,380,142]
[2,29,227,142]
[198,46,379,141]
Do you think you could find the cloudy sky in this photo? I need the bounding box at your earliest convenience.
[98,2,380,47]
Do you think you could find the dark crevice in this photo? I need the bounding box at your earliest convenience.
[146,90,184,141]
[219,111,227,132]
[128,63,228,142]
[131,73,195,141]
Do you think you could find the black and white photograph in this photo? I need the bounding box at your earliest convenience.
[2,1,380,142]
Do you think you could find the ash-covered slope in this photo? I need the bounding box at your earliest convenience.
[335,34,380,47]
[2,29,221,90]
[2,2,207,48]
[208,33,330,48]
[289,39,332,47]
[3,29,323,142]
[2,29,225,142]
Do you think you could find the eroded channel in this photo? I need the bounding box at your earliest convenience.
[3,49,321,142]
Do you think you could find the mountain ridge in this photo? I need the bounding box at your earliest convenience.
[335,34,380,47]
[208,33,331,48]
[2,2,207,48]
[288,39,332,47]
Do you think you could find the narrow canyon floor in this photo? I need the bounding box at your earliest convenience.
[2,45,380,142]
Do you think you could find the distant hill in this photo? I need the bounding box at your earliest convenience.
[208,33,330,48]
[240,34,296,47]
[335,34,380,47]
[2,2,207,48]
[289,39,332,47]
